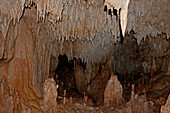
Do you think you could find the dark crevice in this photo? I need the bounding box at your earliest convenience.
[54,54,86,98]
[113,7,117,16]
[114,31,169,102]
[104,5,107,12]
[108,9,112,16]
[119,8,124,44]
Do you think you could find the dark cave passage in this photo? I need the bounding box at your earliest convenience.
[53,54,87,98]
[114,32,170,102]
[0,0,170,112]
[48,32,169,108]
[49,53,112,106]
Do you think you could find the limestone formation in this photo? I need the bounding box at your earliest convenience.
[115,95,155,113]
[161,95,170,113]
[41,78,58,113]
[104,75,123,106]
[0,0,169,112]
[105,0,130,37]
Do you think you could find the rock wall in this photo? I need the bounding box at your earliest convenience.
[41,78,58,113]
[0,0,169,112]
[0,6,54,112]
[126,0,170,44]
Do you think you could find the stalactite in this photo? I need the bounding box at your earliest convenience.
[104,0,130,37]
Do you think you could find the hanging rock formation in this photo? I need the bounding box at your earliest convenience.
[0,0,169,112]
[104,0,130,37]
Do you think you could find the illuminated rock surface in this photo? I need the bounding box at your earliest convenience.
[104,75,123,106]
[0,0,169,112]
[161,95,170,113]
[41,78,58,113]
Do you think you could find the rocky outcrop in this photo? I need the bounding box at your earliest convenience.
[116,95,155,113]
[0,7,53,112]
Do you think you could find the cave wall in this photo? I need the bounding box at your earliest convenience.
[115,32,169,82]
[0,7,54,112]
[0,0,169,112]
[50,0,115,105]
[126,0,170,44]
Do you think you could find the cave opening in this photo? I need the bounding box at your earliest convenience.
[53,54,86,98]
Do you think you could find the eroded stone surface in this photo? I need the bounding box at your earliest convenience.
[41,78,58,113]
[161,95,170,113]
[0,0,169,112]
[126,0,170,43]
[104,75,123,106]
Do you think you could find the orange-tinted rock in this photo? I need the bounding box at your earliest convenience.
[41,78,58,113]
[0,0,169,112]
[161,95,170,113]
[0,76,21,113]
[114,95,155,113]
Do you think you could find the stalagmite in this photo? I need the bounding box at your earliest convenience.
[85,96,88,105]
[131,84,135,99]
[0,0,169,112]
[63,90,66,104]
[41,78,58,113]
[161,95,170,113]
[70,97,73,104]
[104,75,123,106]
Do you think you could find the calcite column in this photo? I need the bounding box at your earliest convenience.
[41,78,58,113]
[161,95,170,113]
[104,75,123,106]
[0,17,43,112]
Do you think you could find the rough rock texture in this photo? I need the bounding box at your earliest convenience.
[41,78,58,113]
[104,75,123,106]
[0,0,169,112]
[56,94,157,113]
[0,76,22,113]
[104,0,130,36]
[115,95,156,113]
[49,0,116,105]
[126,0,170,44]
[161,94,170,113]
[115,32,169,82]
[114,31,169,101]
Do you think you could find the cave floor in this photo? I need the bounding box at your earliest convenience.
[56,72,170,113]
[57,95,156,113]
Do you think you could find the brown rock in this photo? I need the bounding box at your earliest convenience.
[161,95,170,113]
[41,78,58,113]
[104,75,123,106]
[0,0,169,112]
